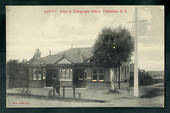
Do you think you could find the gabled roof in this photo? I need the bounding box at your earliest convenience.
[28,47,93,65]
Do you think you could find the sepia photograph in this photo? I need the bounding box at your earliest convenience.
[6,6,164,108]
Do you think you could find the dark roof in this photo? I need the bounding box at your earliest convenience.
[28,47,93,65]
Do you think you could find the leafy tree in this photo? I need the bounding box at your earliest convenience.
[6,60,19,88]
[93,27,134,90]
[6,59,28,89]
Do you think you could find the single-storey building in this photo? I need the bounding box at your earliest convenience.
[27,47,131,89]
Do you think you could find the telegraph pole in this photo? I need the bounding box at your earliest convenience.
[134,7,139,97]
[113,8,146,92]
[128,7,147,97]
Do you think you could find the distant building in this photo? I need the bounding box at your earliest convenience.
[27,47,131,89]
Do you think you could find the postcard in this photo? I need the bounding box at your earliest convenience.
[6,5,164,108]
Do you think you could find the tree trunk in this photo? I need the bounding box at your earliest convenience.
[118,66,121,89]
[110,68,116,91]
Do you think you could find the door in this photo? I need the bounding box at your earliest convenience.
[46,69,59,87]
[73,69,86,87]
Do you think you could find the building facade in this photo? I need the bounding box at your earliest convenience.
[27,47,131,89]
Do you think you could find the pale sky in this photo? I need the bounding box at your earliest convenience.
[6,6,164,71]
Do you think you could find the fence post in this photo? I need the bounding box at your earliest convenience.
[73,86,75,99]
[63,87,65,97]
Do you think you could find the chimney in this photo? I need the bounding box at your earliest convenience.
[33,49,41,60]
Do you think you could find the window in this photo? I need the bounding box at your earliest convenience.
[32,68,42,80]
[92,75,97,81]
[60,68,72,81]
[38,74,42,80]
[99,75,104,81]
[99,69,104,74]
[92,69,97,82]
[33,74,37,80]
[92,68,105,82]
[33,69,37,80]
[98,69,104,82]
[79,69,86,80]
[84,69,87,79]
[93,70,97,74]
